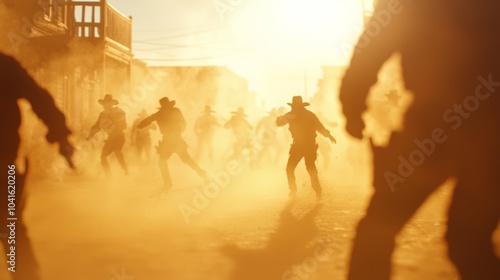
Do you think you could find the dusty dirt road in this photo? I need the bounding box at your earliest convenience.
[1,155,498,280]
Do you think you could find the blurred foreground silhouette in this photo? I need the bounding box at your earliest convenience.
[340,0,500,279]
[0,52,74,280]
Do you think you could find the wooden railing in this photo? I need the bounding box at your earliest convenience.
[105,4,132,49]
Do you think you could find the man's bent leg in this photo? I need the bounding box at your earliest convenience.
[348,134,449,280]
[286,145,303,195]
[446,179,500,280]
[159,155,173,188]
[304,144,321,197]
[112,135,128,174]
[178,149,207,178]
[100,140,114,174]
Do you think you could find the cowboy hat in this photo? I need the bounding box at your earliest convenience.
[287,96,309,107]
[203,105,215,114]
[231,107,247,117]
[158,97,176,108]
[98,94,118,105]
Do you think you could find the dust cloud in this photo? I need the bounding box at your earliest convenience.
[2,1,498,280]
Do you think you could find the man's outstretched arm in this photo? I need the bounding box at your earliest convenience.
[276,112,292,127]
[314,114,336,143]
[10,55,74,168]
[137,113,157,129]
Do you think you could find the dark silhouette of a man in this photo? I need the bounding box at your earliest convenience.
[194,105,219,164]
[0,52,74,280]
[87,94,129,175]
[340,0,500,279]
[138,97,207,188]
[276,96,336,198]
[224,107,254,161]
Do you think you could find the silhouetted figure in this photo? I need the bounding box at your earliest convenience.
[131,109,156,163]
[87,94,129,175]
[194,105,219,165]
[340,1,500,279]
[138,97,207,188]
[276,96,336,198]
[255,108,283,166]
[0,52,74,280]
[224,107,254,162]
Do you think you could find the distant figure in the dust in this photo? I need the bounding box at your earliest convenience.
[87,94,129,175]
[255,108,282,165]
[224,107,254,161]
[194,105,219,165]
[138,97,207,188]
[0,53,74,280]
[276,96,336,198]
[131,109,155,163]
[340,0,500,279]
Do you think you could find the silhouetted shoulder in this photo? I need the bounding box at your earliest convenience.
[304,110,318,119]
[0,53,18,66]
[112,107,126,115]
[1,54,32,94]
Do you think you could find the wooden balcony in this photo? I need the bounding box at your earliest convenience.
[69,0,132,51]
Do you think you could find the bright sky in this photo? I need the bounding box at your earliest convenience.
[107,0,372,108]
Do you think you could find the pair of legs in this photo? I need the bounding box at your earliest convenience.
[158,139,206,188]
[348,132,500,280]
[286,142,321,197]
[101,133,128,174]
[135,137,151,163]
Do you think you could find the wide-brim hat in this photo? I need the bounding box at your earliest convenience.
[231,107,247,117]
[158,97,176,108]
[98,94,118,105]
[287,96,309,107]
[203,105,215,113]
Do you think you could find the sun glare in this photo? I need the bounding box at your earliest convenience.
[227,0,364,107]
[276,0,358,42]
[231,0,362,60]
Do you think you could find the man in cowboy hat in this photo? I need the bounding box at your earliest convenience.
[276,96,336,198]
[138,97,207,188]
[0,52,74,280]
[340,1,500,279]
[87,94,129,174]
[194,105,220,164]
[224,106,254,161]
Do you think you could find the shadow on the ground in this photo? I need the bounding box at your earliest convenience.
[221,199,325,280]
